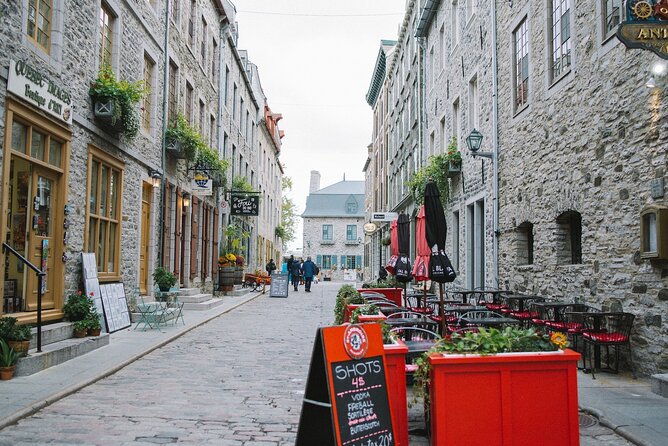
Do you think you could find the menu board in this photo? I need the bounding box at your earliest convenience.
[81,253,105,331]
[296,324,395,446]
[269,272,289,298]
[81,253,131,333]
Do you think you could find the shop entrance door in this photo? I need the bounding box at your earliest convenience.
[25,166,58,311]
[139,183,151,295]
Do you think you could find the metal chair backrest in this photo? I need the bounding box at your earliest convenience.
[386,311,432,319]
[390,326,441,341]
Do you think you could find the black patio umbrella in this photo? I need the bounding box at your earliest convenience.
[424,180,457,334]
[394,213,413,304]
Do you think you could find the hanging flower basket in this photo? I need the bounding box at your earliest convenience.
[446,160,461,178]
[165,138,187,159]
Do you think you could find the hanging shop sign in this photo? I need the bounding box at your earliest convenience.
[191,172,212,196]
[7,59,73,124]
[230,194,259,216]
[617,1,668,59]
[371,212,398,222]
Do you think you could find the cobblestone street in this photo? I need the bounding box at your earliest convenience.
[0,282,635,445]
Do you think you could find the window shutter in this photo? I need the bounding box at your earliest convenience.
[356,255,362,268]
[341,255,347,267]
[316,255,322,266]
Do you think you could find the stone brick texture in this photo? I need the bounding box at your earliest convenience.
[303,217,363,281]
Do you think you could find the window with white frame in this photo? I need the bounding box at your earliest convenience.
[452,0,460,48]
[466,198,485,288]
[142,54,155,132]
[514,18,529,111]
[602,0,621,40]
[188,0,196,48]
[468,74,478,131]
[322,255,332,269]
[452,98,460,144]
[346,225,358,241]
[549,0,572,81]
[439,25,445,68]
[322,224,333,241]
[98,4,114,68]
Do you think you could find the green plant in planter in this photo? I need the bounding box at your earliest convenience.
[196,144,228,179]
[86,315,101,331]
[444,137,462,166]
[333,285,364,324]
[153,266,177,291]
[0,339,19,367]
[72,320,88,333]
[349,304,380,324]
[63,291,94,322]
[0,317,30,342]
[165,114,200,162]
[407,153,450,206]
[412,327,568,408]
[89,66,145,139]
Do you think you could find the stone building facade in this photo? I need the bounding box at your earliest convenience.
[302,174,364,281]
[416,0,497,289]
[367,0,667,374]
[495,0,667,375]
[0,0,283,324]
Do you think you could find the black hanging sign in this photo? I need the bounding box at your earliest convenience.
[230,193,259,216]
[296,324,395,446]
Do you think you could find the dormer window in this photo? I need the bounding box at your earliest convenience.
[347,202,357,213]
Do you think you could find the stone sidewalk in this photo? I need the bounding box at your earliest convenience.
[0,282,664,445]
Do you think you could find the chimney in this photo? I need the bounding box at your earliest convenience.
[309,170,321,193]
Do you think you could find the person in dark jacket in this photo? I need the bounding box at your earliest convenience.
[302,257,317,292]
[287,255,295,285]
[265,259,276,276]
[289,259,302,291]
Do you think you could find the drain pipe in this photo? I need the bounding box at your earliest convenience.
[490,0,500,286]
[157,1,171,267]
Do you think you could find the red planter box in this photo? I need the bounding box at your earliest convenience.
[384,339,409,446]
[357,312,387,323]
[343,304,363,323]
[429,349,581,446]
[358,288,403,306]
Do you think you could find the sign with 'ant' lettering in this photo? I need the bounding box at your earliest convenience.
[296,324,395,446]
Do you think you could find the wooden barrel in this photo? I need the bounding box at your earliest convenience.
[234,266,244,285]
[219,267,235,291]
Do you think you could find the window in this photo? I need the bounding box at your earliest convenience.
[452,98,460,143]
[199,99,205,131]
[211,39,218,80]
[440,117,446,153]
[224,67,230,105]
[549,0,572,81]
[452,211,460,270]
[185,81,193,124]
[322,255,332,269]
[514,18,529,111]
[201,17,207,65]
[27,0,52,53]
[452,0,459,48]
[347,201,358,213]
[517,222,534,265]
[245,110,250,139]
[347,225,358,241]
[429,131,435,157]
[466,0,475,22]
[466,199,485,288]
[322,224,333,241]
[188,0,196,48]
[345,256,357,269]
[602,0,621,39]
[439,25,445,68]
[86,147,123,278]
[233,84,238,119]
[468,75,478,131]
[429,47,435,88]
[556,211,582,264]
[240,98,245,127]
[99,4,113,67]
[142,54,154,132]
[168,61,178,124]
[210,114,215,147]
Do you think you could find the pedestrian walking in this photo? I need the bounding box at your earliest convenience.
[287,255,295,285]
[299,259,305,285]
[302,257,317,292]
[265,259,276,276]
[290,259,302,291]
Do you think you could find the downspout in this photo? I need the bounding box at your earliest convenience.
[218,18,229,249]
[158,0,171,267]
[491,0,500,286]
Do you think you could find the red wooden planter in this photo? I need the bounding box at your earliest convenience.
[357,312,387,323]
[429,349,581,446]
[358,288,403,306]
[343,304,363,323]
[384,339,409,446]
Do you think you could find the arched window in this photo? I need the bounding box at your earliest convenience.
[556,211,582,264]
[517,222,534,265]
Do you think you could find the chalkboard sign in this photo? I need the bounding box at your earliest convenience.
[230,194,259,216]
[269,272,289,298]
[296,324,395,446]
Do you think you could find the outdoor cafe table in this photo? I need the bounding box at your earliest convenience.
[504,294,544,312]
[531,301,573,322]
[445,289,481,304]
[476,289,509,304]
[459,315,520,328]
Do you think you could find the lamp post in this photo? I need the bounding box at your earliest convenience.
[466,128,493,159]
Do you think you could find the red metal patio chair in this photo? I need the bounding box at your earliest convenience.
[581,312,636,379]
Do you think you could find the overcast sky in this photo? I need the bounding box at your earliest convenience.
[235,0,406,250]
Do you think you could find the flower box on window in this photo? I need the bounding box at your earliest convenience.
[165,138,187,159]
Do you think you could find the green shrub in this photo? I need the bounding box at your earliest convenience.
[334,285,364,324]
[63,291,95,322]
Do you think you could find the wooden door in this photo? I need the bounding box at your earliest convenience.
[26,166,59,310]
[139,183,152,294]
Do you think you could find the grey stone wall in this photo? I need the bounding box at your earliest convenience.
[495,0,667,374]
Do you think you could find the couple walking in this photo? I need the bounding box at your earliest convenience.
[288,255,317,292]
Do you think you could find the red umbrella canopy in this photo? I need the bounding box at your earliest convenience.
[412,206,430,281]
[390,219,399,256]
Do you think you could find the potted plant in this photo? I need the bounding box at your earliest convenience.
[72,320,88,338]
[63,290,93,322]
[165,114,201,161]
[444,137,462,177]
[86,315,102,336]
[415,327,580,445]
[381,236,392,246]
[218,253,236,292]
[89,66,145,139]
[153,266,177,292]
[333,285,364,324]
[0,339,20,380]
[0,317,32,357]
[350,304,386,324]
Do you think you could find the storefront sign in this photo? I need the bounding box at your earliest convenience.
[191,173,212,196]
[230,194,259,216]
[371,212,398,222]
[7,59,73,124]
[617,2,668,59]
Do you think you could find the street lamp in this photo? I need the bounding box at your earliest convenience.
[466,128,493,159]
[148,168,162,188]
[182,192,191,208]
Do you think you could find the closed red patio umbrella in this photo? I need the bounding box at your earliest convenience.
[412,206,430,281]
[386,219,399,275]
